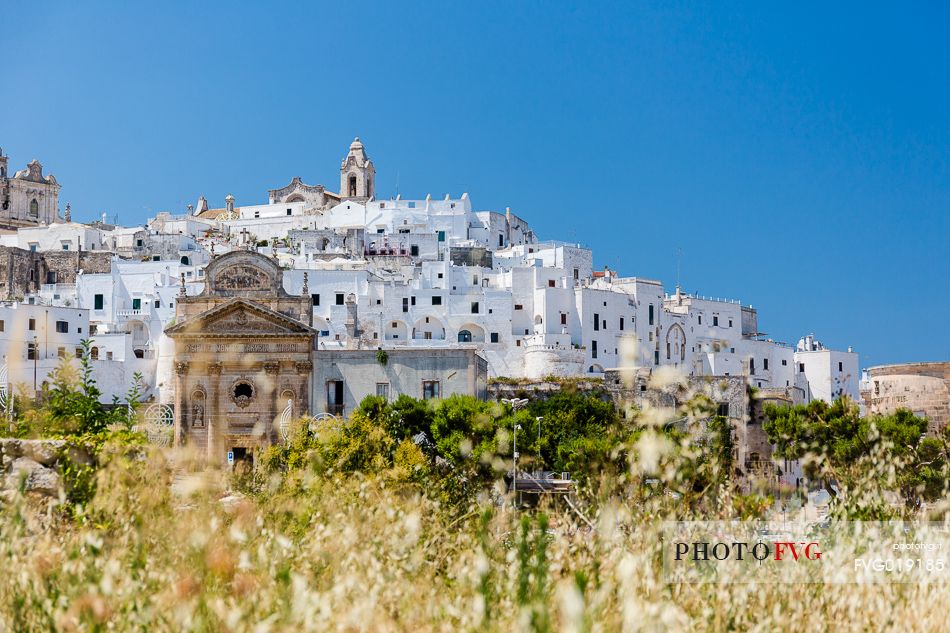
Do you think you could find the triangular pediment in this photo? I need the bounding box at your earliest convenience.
[166,298,314,337]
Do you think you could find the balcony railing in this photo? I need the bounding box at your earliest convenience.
[117,309,147,318]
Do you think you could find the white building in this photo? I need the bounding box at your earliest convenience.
[0,138,859,409]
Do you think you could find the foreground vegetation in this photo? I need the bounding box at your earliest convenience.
[2,354,950,630]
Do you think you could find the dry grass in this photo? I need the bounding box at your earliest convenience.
[1,443,948,633]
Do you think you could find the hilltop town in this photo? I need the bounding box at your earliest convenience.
[0,139,863,472]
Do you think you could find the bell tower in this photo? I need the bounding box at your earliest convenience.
[339,137,375,201]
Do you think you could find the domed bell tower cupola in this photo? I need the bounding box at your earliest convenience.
[340,137,375,202]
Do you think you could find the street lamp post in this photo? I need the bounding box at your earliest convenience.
[536,416,543,463]
[501,397,529,507]
[32,335,37,394]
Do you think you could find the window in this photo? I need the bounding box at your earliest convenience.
[654,350,660,365]
[498,235,504,247]
[717,402,730,418]
[798,363,805,372]
[286,209,292,216]
[422,381,440,400]
[410,245,419,257]
[28,318,35,331]
[698,315,702,325]
[29,243,37,252]
[594,313,599,331]
[490,332,499,343]
[0,320,3,332]
[619,318,624,331]
[75,347,82,359]
[782,359,787,366]
[132,298,141,310]
[838,361,843,372]
[437,273,443,279]
[713,316,719,327]
[472,275,478,285]
[376,383,390,400]
[471,302,479,314]
[62,242,71,251]
[514,304,523,311]
[154,299,160,308]
[573,268,579,280]
[592,340,598,359]
[254,211,260,218]
[55,320,68,333]
[136,239,144,247]
[458,330,472,343]
[57,347,66,358]
[27,343,37,360]
[560,313,567,325]
[548,280,556,288]
[728,319,733,328]
[763,358,769,371]
[29,199,38,217]
[335,293,344,305]
[407,201,416,209]
[180,256,190,265]
[438,231,445,242]
[327,380,344,414]
[411,296,416,306]
[46,271,57,284]
[311,294,320,306]
[431,296,442,305]
[152,255,161,262]
[666,342,671,360]
[649,304,654,325]
[91,347,99,360]
[749,358,755,374]
[402,298,409,313]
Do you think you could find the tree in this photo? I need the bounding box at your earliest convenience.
[763,398,943,506]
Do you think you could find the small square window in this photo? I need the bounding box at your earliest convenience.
[432,296,442,305]
[422,380,439,400]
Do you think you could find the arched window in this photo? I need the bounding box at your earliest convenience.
[180,256,190,265]
[348,175,357,197]
[29,199,38,217]
[458,329,472,343]
[90,347,99,360]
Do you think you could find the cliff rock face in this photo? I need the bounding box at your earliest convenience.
[0,439,95,499]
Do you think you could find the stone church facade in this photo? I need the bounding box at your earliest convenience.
[0,151,62,228]
[166,251,314,461]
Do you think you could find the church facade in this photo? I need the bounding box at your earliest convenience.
[166,251,315,460]
[0,151,62,228]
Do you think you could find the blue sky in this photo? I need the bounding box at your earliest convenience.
[2,1,948,367]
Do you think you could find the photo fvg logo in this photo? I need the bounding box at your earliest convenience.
[674,541,822,562]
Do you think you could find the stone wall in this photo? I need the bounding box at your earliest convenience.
[863,362,950,435]
[0,438,95,500]
[0,246,114,298]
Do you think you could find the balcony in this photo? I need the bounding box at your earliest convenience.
[116,309,147,319]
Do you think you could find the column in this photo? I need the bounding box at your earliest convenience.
[173,361,188,446]
[208,362,223,462]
